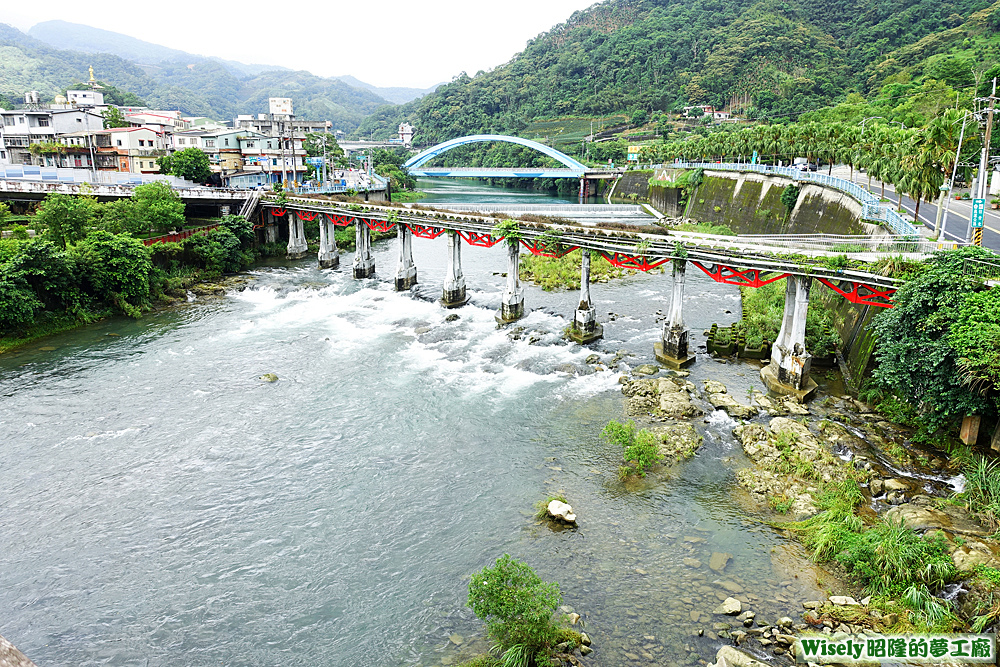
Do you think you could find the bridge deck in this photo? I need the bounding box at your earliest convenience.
[269,195,919,289]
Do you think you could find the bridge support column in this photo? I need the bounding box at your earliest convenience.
[265,210,278,243]
[654,259,696,369]
[318,218,339,269]
[353,221,375,278]
[441,231,467,307]
[496,240,526,324]
[395,224,417,290]
[286,213,308,259]
[567,249,602,344]
[761,275,817,401]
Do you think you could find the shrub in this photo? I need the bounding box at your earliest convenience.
[36,192,96,249]
[468,555,561,652]
[964,456,1000,531]
[184,227,245,274]
[602,419,663,478]
[781,184,800,212]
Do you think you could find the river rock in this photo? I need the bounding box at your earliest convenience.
[580,645,593,656]
[829,596,859,606]
[717,580,744,593]
[449,634,464,645]
[585,354,600,365]
[634,364,660,376]
[714,597,742,615]
[869,478,884,495]
[781,398,810,415]
[259,373,279,382]
[703,380,728,394]
[653,422,702,463]
[709,552,732,572]
[684,557,702,568]
[547,500,577,524]
[621,376,703,419]
[709,646,770,667]
[884,503,989,536]
[445,314,460,322]
[951,540,1000,570]
[707,391,759,419]
[883,478,910,492]
[580,632,592,646]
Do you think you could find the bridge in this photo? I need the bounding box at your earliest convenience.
[257,194,933,400]
[403,135,620,185]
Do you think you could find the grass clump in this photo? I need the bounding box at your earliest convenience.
[602,419,663,479]
[964,456,1000,531]
[673,221,736,236]
[534,494,568,520]
[733,280,840,355]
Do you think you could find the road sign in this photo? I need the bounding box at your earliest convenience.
[306,157,325,166]
[752,150,758,165]
[972,198,986,228]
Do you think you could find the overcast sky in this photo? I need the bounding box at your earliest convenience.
[1,1,600,89]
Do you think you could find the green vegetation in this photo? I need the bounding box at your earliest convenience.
[0,190,264,349]
[964,456,1000,532]
[534,494,568,520]
[101,106,129,129]
[468,555,562,666]
[673,221,736,236]
[871,246,997,434]
[520,252,631,291]
[734,280,840,354]
[789,477,958,630]
[158,147,211,183]
[602,419,663,480]
[780,184,800,212]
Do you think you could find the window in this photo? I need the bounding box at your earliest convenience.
[77,118,82,123]
[177,138,185,145]
[272,158,278,166]
[17,117,24,124]
[117,140,122,146]
[37,118,50,127]
[225,138,229,146]
[138,140,145,147]
[205,140,215,148]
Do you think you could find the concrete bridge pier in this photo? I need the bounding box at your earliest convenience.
[441,231,468,307]
[655,259,696,369]
[286,213,308,259]
[264,210,278,243]
[567,249,602,343]
[761,275,817,401]
[395,224,417,290]
[318,218,339,269]
[497,240,526,324]
[353,222,375,278]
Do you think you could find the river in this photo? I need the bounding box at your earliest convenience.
[1,179,841,666]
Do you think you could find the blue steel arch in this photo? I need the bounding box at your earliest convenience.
[402,134,588,174]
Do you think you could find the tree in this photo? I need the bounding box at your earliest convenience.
[132,181,186,233]
[0,201,10,227]
[303,132,345,165]
[102,106,129,129]
[36,193,96,249]
[468,554,561,652]
[72,231,152,318]
[158,147,211,183]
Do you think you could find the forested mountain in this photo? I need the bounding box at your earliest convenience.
[27,21,286,78]
[355,0,996,143]
[0,23,388,131]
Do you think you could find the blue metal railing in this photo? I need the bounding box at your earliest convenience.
[660,162,920,237]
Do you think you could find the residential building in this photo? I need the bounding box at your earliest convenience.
[102,127,165,173]
[0,107,105,166]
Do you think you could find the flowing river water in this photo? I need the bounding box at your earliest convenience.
[2,179,849,666]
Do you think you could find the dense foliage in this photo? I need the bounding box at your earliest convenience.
[468,555,561,654]
[355,0,992,143]
[871,246,997,432]
[158,148,212,184]
[0,193,261,341]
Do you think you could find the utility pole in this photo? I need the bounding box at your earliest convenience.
[936,113,967,241]
[973,78,996,245]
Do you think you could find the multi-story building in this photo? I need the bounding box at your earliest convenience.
[101,127,166,173]
[0,105,106,166]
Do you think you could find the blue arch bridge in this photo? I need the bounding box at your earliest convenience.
[252,193,930,401]
[401,134,621,199]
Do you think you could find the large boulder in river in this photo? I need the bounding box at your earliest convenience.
[622,376,702,420]
[703,380,758,419]
[652,422,702,463]
[547,500,577,524]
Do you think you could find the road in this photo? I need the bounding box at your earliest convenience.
[829,166,1000,253]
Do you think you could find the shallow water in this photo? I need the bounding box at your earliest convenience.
[0,183,850,666]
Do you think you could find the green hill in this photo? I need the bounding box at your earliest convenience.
[0,23,389,131]
[354,0,994,144]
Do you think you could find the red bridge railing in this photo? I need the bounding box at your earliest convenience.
[142,224,220,246]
